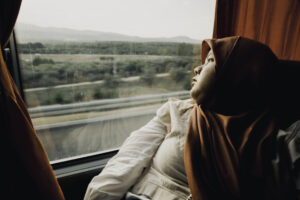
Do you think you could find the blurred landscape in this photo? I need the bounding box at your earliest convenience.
[16,23,202,108]
[15,23,202,160]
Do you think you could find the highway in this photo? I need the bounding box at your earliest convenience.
[29,91,190,117]
[32,91,190,161]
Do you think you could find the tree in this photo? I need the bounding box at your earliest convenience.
[170,67,186,82]
[140,68,155,86]
[103,73,120,88]
[177,43,193,56]
[73,71,85,83]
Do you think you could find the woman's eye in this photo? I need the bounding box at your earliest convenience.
[208,58,214,62]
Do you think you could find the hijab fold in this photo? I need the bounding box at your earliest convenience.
[184,36,278,200]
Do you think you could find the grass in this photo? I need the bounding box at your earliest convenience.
[20,53,177,63]
[24,74,190,107]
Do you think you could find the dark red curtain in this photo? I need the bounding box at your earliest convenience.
[213,0,300,61]
[0,1,65,199]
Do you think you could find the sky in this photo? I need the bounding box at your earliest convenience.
[16,0,216,40]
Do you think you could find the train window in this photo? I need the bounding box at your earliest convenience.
[14,0,216,162]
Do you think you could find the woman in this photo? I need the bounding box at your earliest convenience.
[84,36,279,200]
[185,36,279,200]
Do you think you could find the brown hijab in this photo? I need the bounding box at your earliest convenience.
[184,36,279,200]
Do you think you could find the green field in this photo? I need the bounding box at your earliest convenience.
[20,54,176,63]
[19,42,201,107]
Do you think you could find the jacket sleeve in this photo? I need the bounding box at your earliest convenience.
[83,103,170,200]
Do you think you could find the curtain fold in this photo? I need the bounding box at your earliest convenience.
[213,0,300,61]
[0,1,65,199]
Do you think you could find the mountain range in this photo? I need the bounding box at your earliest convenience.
[15,23,201,44]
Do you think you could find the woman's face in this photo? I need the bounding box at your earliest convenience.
[190,50,216,105]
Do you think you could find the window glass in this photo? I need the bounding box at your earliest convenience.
[15,0,216,161]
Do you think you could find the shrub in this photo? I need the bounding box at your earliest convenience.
[74,92,84,102]
[54,93,64,104]
[32,56,55,66]
[93,88,104,99]
[42,99,53,105]
[104,89,118,99]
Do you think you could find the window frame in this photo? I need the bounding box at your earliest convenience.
[5,31,24,99]
[7,30,119,174]
[6,31,122,200]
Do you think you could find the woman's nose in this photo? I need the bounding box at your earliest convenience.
[194,66,202,75]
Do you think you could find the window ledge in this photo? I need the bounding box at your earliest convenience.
[52,149,118,178]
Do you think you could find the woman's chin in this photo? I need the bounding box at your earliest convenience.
[189,89,197,101]
[190,91,205,105]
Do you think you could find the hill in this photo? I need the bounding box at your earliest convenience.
[15,23,201,44]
